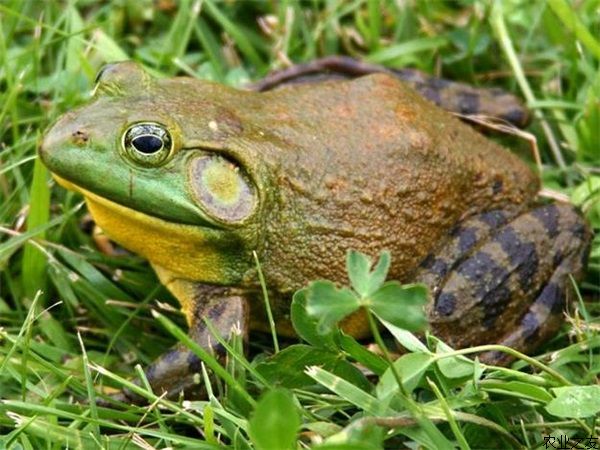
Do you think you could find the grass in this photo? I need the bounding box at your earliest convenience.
[1,0,599,448]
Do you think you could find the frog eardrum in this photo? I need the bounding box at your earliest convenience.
[188,154,256,223]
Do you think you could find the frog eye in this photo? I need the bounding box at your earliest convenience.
[189,154,256,223]
[122,122,173,166]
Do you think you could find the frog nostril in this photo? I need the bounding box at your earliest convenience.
[71,130,89,145]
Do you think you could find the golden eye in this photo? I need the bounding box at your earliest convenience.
[189,154,256,223]
[122,122,173,166]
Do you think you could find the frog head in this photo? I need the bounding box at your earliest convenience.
[40,62,267,284]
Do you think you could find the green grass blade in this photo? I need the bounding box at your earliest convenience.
[548,0,600,59]
[20,158,50,300]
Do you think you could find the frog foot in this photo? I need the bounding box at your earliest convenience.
[105,289,248,405]
[416,203,591,365]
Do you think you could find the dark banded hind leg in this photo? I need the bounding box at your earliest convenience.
[117,282,248,403]
[415,203,591,365]
[248,55,530,127]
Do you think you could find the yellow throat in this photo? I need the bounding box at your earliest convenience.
[52,175,232,284]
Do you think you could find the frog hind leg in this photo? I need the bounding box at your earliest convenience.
[248,56,530,127]
[416,203,591,365]
[117,275,248,403]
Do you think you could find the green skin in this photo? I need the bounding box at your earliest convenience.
[40,61,591,401]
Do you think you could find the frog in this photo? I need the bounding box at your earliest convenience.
[39,59,591,401]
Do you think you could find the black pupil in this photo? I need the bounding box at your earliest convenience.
[132,135,163,154]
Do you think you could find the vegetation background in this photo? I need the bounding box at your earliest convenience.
[0,0,598,449]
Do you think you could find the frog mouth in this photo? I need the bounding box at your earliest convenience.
[52,173,197,228]
[51,175,243,284]
[51,174,220,238]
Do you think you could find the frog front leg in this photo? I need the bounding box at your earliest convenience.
[416,203,591,365]
[118,269,249,402]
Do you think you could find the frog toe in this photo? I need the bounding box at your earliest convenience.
[99,345,212,405]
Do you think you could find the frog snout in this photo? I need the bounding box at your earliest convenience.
[43,127,90,150]
[40,116,90,164]
[39,125,61,164]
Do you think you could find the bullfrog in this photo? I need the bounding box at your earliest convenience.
[39,59,591,400]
